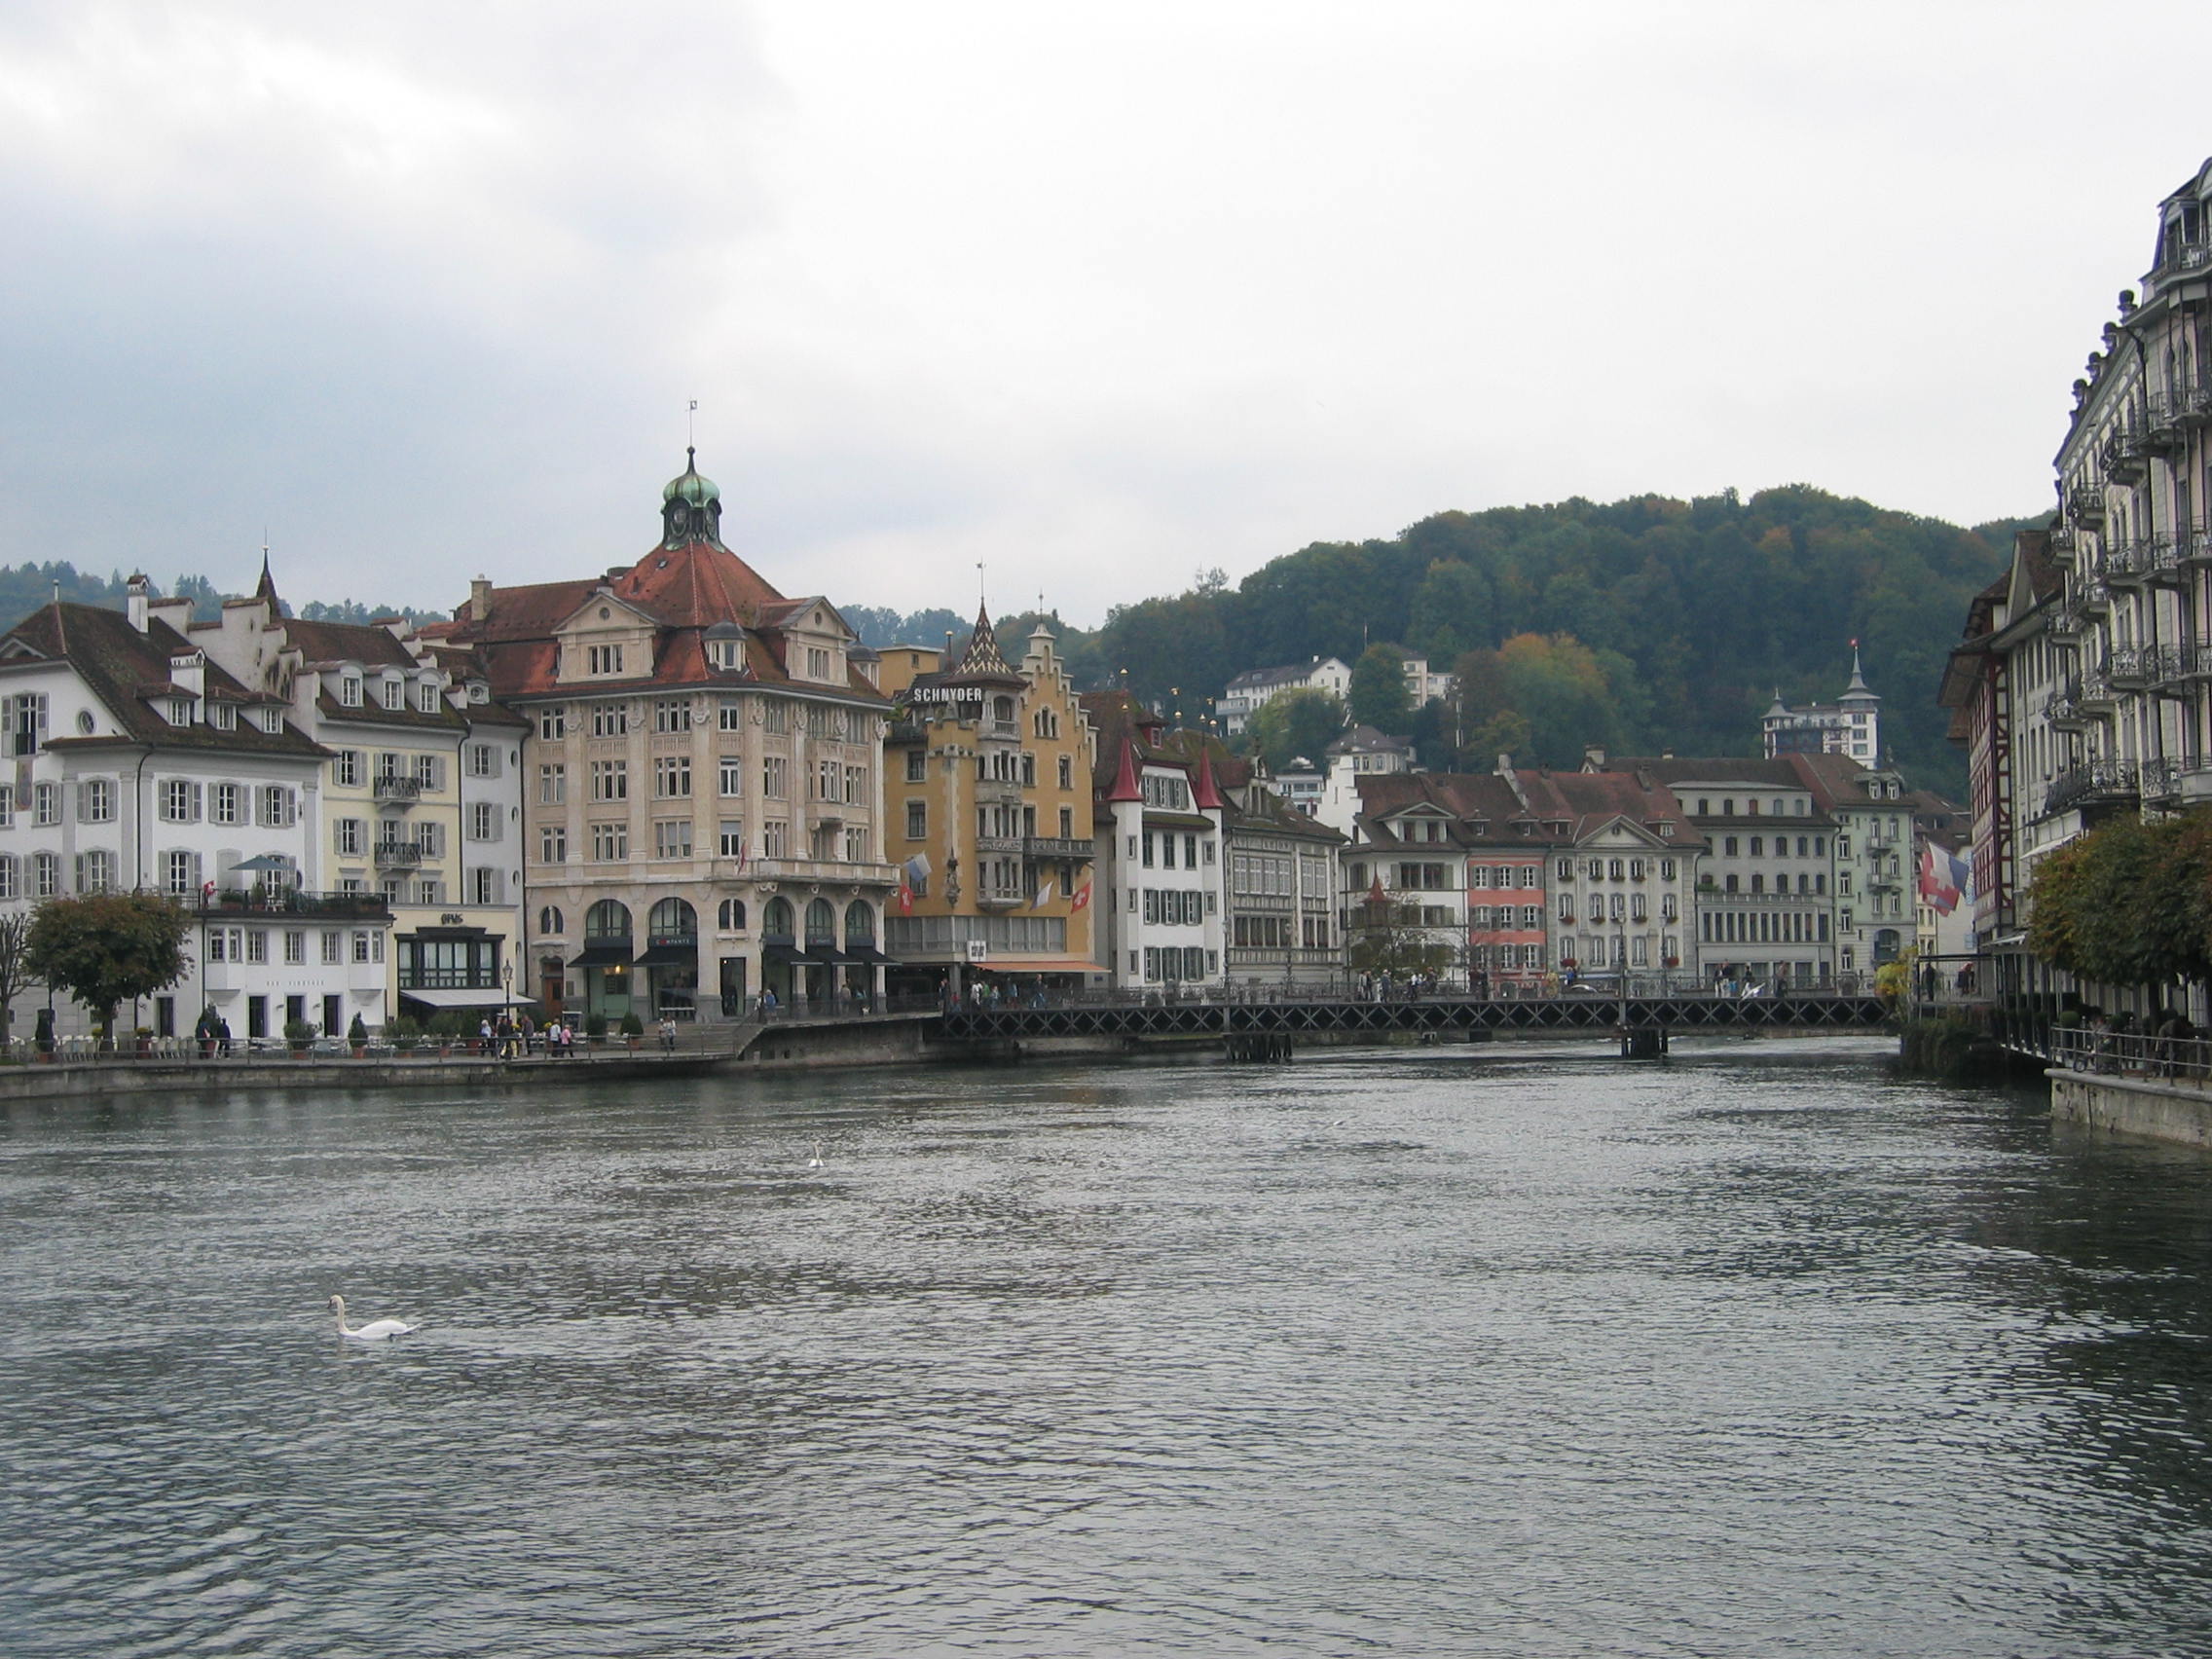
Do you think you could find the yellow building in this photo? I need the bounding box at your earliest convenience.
[879,612,1100,996]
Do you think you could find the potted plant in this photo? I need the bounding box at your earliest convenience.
[428,1011,465,1057]
[283,1017,313,1058]
[619,1010,645,1051]
[585,1012,608,1049]
[133,1025,154,1057]
[387,1015,419,1056]
[349,1013,369,1058]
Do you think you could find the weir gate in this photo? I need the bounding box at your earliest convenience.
[937,992,1892,1056]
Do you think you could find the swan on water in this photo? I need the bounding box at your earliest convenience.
[330,1294,419,1341]
[806,1142,826,1168]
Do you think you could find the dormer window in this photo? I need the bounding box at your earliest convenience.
[706,629,745,672]
[588,645,625,676]
[381,677,403,710]
[806,646,833,681]
[210,703,237,731]
[167,698,193,725]
[258,708,284,734]
[339,675,362,708]
[417,682,441,714]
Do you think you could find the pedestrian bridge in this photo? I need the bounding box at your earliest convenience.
[938,991,1892,1046]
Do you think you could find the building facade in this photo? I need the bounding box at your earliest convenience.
[0,597,389,1043]
[879,613,1100,997]
[1217,656,1350,737]
[1084,693,1228,990]
[439,453,897,1021]
[186,570,529,1027]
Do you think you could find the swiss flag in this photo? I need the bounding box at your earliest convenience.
[896,879,913,916]
[1070,879,1092,912]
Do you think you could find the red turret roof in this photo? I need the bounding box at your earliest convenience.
[1104,734,1143,802]
[1190,746,1224,811]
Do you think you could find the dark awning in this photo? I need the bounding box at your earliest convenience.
[806,941,852,964]
[634,940,698,968]
[761,941,821,966]
[841,944,899,965]
[570,940,634,968]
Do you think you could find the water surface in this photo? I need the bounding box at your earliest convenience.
[4,1038,2210,1656]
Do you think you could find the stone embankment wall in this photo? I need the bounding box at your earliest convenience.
[2048,1070,2212,1148]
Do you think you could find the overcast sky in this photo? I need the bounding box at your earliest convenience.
[5,2,2210,628]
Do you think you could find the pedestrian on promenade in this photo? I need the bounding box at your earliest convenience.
[658,1014,677,1052]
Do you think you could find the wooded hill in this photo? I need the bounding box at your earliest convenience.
[1080,487,2030,798]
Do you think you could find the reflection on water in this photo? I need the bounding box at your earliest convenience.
[3,1038,2210,1656]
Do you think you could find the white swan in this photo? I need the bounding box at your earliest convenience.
[330,1294,418,1341]
[806,1141,826,1168]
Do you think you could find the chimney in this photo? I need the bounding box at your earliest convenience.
[1583,744,1605,771]
[127,572,150,633]
[470,576,492,623]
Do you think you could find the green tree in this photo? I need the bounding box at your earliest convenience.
[24,893,192,1041]
[1347,644,1413,733]
[1247,686,1346,773]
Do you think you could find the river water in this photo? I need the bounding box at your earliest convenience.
[3,1038,2210,1657]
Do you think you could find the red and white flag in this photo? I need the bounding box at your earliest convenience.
[1070,879,1092,912]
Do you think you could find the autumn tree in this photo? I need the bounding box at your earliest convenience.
[24,893,192,1041]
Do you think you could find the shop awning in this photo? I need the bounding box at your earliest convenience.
[570,940,634,968]
[634,940,698,968]
[398,987,531,1010]
[761,941,822,966]
[806,942,853,964]
[841,944,900,965]
[966,957,1101,974]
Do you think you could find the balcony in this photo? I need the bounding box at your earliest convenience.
[2068,481,2106,526]
[2077,577,2111,617]
[976,884,1028,912]
[2077,670,2117,712]
[2145,643,2212,691]
[981,719,1022,742]
[196,889,391,921]
[373,775,423,805]
[1022,836,1093,861]
[2101,422,2149,484]
[2046,606,2083,644]
[2143,756,2184,802]
[2046,681,2090,730]
[2106,646,2156,690]
[976,778,1024,806]
[373,840,424,869]
[976,834,1024,855]
[2044,758,2140,817]
[2105,538,2181,587]
[2048,524,2079,564]
[748,857,900,888]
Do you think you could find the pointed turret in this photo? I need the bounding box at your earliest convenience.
[956,605,1014,676]
[1105,734,1143,803]
[1190,746,1224,812]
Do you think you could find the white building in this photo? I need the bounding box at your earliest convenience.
[0,596,390,1044]
[1216,656,1350,737]
[1084,693,1227,989]
[185,568,530,1029]
[1761,648,1882,762]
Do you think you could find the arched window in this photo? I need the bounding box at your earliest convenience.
[844,900,875,945]
[763,897,794,938]
[718,898,747,931]
[585,899,632,940]
[538,904,565,936]
[649,898,697,940]
[804,898,835,945]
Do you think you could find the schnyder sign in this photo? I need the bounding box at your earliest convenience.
[901,685,987,708]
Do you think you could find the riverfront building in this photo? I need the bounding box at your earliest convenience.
[185,568,530,1027]
[877,612,1101,998]
[438,453,898,1022]
[1083,691,1229,990]
[0,594,386,1044]
[1219,763,1345,990]
[1941,158,2212,1019]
